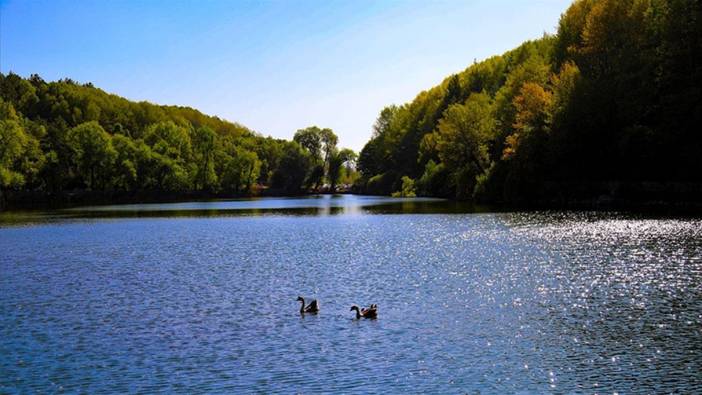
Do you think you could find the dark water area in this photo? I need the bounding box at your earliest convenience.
[1,195,701,393]
[0,195,471,224]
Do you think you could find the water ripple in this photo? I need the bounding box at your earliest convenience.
[1,208,701,392]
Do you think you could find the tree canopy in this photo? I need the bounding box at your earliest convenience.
[0,73,357,203]
[356,0,702,204]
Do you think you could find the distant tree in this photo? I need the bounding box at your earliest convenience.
[319,127,338,170]
[357,106,399,179]
[503,82,552,160]
[222,147,260,194]
[143,121,192,162]
[0,104,29,188]
[306,163,324,190]
[435,93,494,199]
[67,122,116,190]
[293,126,339,189]
[358,137,381,178]
[271,142,310,194]
[416,159,451,197]
[148,152,189,192]
[191,126,217,191]
[372,105,399,138]
[391,176,416,197]
[3,0,702,207]
[111,134,139,191]
[293,127,322,160]
[0,73,39,116]
[328,148,356,192]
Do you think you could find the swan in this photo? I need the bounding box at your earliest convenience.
[296,296,319,313]
[350,304,377,319]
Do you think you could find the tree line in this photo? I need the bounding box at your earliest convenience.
[0,73,357,206]
[356,0,702,205]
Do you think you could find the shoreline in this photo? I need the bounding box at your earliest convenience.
[1,188,701,216]
[0,189,361,212]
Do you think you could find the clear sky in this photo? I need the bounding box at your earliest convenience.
[1,0,571,151]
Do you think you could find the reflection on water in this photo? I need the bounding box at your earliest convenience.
[0,197,701,393]
[0,195,473,224]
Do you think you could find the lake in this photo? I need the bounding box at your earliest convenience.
[1,195,701,393]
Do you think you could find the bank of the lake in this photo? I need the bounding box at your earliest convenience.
[3,182,702,215]
[0,186,351,212]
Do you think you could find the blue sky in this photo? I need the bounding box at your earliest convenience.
[1,0,571,151]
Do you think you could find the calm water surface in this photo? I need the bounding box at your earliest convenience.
[1,195,701,393]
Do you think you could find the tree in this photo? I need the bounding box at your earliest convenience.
[293,127,322,160]
[0,73,39,116]
[503,82,553,160]
[143,121,192,162]
[319,127,338,170]
[327,148,356,192]
[271,142,310,194]
[372,105,399,138]
[391,176,416,197]
[148,151,189,192]
[111,133,139,191]
[357,106,400,181]
[0,100,44,193]
[0,108,29,188]
[191,126,217,191]
[67,122,116,190]
[416,160,451,197]
[500,82,554,201]
[0,72,292,200]
[306,163,325,190]
[293,126,339,189]
[222,147,261,194]
[358,137,381,178]
[434,93,494,198]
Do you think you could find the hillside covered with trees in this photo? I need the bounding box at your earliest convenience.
[0,73,357,208]
[3,0,700,209]
[356,0,702,206]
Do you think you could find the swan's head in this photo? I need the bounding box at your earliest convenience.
[350,305,359,311]
[296,296,304,302]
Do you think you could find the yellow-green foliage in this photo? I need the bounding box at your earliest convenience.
[0,73,358,196]
[359,0,702,202]
[392,176,416,198]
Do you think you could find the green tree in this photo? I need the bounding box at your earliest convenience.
[434,93,494,199]
[67,122,116,190]
[319,127,338,171]
[328,148,356,192]
[293,127,322,160]
[391,176,416,197]
[191,126,218,191]
[144,121,192,162]
[111,134,139,191]
[503,82,552,160]
[222,147,261,194]
[292,126,339,189]
[0,106,29,188]
[148,152,189,192]
[271,142,310,194]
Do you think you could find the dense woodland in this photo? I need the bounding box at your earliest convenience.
[356,0,702,205]
[2,0,701,208]
[0,73,357,207]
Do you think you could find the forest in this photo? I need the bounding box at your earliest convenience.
[0,73,357,208]
[2,0,701,209]
[356,0,702,206]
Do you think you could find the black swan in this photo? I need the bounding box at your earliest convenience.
[350,304,377,319]
[297,296,319,313]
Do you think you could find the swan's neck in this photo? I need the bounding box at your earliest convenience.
[299,299,305,313]
[353,307,361,319]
